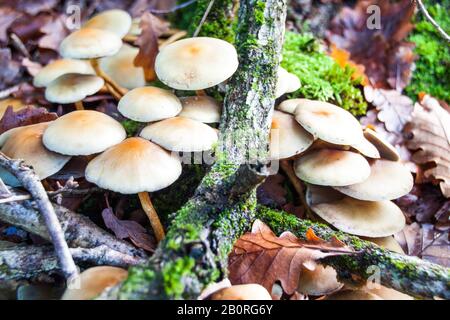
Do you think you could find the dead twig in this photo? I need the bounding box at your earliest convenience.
[415,0,450,43]
[0,84,21,100]
[193,0,216,37]
[149,0,197,14]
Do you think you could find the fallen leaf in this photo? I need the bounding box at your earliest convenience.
[329,44,369,86]
[38,14,69,51]
[102,208,155,252]
[21,58,42,77]
[0,7,22,42]
[5,0,59,16]
[405,95,450,198]
[0,48,22,90]
[134,12,169,81]
[257,174,287,207]
[0,106,57,134]
[228,220,352,294]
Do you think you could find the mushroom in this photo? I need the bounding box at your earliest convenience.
[294,100,364,145]
[0,122,71,180]
[61,266,128,300]
[210,284,272,300]
[33,59,95,88]
[155,37,239,91]
[311,197,406,237]
[294,149,371,187]
[305,184,345,207]
[366,236,405,254]
[45,73,104,110]
[334,159,414,201]
[350,135,381,159]
[99,44,145,90]
[140,117,218,152]
[325,289,382,300]
[43,110,126,156]
[85,138,182,242]
[367,286,413,300]
[118,87,182,122]
[178,96,221,124]
[364,128,400,161]
[269,110,314,160]
[297,265,343,296]
[277,98,310,114]
[275,67,301,98]
[82,9,132,39]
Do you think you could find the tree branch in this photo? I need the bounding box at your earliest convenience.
[415,0,450,43]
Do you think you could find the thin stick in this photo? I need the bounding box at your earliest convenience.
[193,0,216,37]
[415,0,450,43]
[0,84,21,99]
[10,33,30,58]
[149,0,197,14]
[74,101,84,110]
[138,192,165,242]
[0,153,78,280]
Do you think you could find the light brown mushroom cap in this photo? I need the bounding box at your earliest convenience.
[367,286,413,300]
[33,59,95,88]
[350,136,380,159]
[364,128,400,161]
[294,149,371,187]
[118,86,182,122]
[45,73,104,104]
[311,197,406,237]
[155,37,239,90]
[60,28,122,59]
[61,266,128,300]
[305,184,344,206]
[210,284,272,300]
[367,236,405,254]
[85,138,182,194]
[334,160,414,201]
[325,289,382,300]
[297,265,343,296]
[99,44,145,89]
[0,122,71,179]
[43,110,126,156]
[277,98,310,114]
[294,100,363,145]
[275,67,301,98]
[269,110,314,159]
[82,9,132,38]
[140,117,218,152]
[178,96,221,123]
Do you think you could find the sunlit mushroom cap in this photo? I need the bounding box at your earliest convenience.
[140,117,218,152]
[364,128,400,161]
[275,67,301,98]
[178,96,221,123]
[277,98,310,114]
[334,159,413,201]
[311,197,406,237]
[298,265,343,296]
[45,74,104,104]
[294,100,363,145]
[82,9,132,38]
[61,266,128,300]
[350,136,380,159]
[33,59,95,88]
[155,37,239,90]
[118,86,182,122]
[99,44,145,89]
[294,149,370,187]
[269,111,314,159]
[85,138,182,194]
[60,28,122,59]
[210,284,272,300]
[0,122,71,179]
[43,110,126,156]
[326,290,382,300]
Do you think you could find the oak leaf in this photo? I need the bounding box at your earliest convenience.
[0,106,57,134]
[228,220,352,295]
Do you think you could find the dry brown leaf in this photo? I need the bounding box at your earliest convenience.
[228,220,352,295]
[0,7,22,42]
[405,95,450,198]
[38,14,69,51]
[0,106,57,134]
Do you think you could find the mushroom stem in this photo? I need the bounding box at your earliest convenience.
[280,160,313,219]
[138,192,165,242]
[90,59,128,99]
[159,30,188,49]
[74,101,84,110]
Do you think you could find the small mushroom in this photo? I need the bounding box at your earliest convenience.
[43,110,126,156]
[45,73,104,110]
[210,284,272,300]
[277,98,310,114]
[294,100,364,145]
[275,67,301,98]
[82,9,132,39]
[155,37,239,91]
[61,266,128,300]
[305,184,344,207]
[33,59,95,88]
[99,44,145,90]
[297,265,343,296]
[334,159,414,201]
[350,136,381,159]
[294,149,371,187]
[364,128,400,161]
[118,87,182,122]
[86,137,182,242]
[311,197,406,237]
[325,289,382,300]
[140,117,218,152]
[269,110,314,160]
[178,96,221,123]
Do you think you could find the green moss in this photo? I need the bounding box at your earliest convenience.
[162,257,196,298]
[281,32,367,116]
[255,0,266,25]
[406,0,450,101]
[121,119,142,137]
